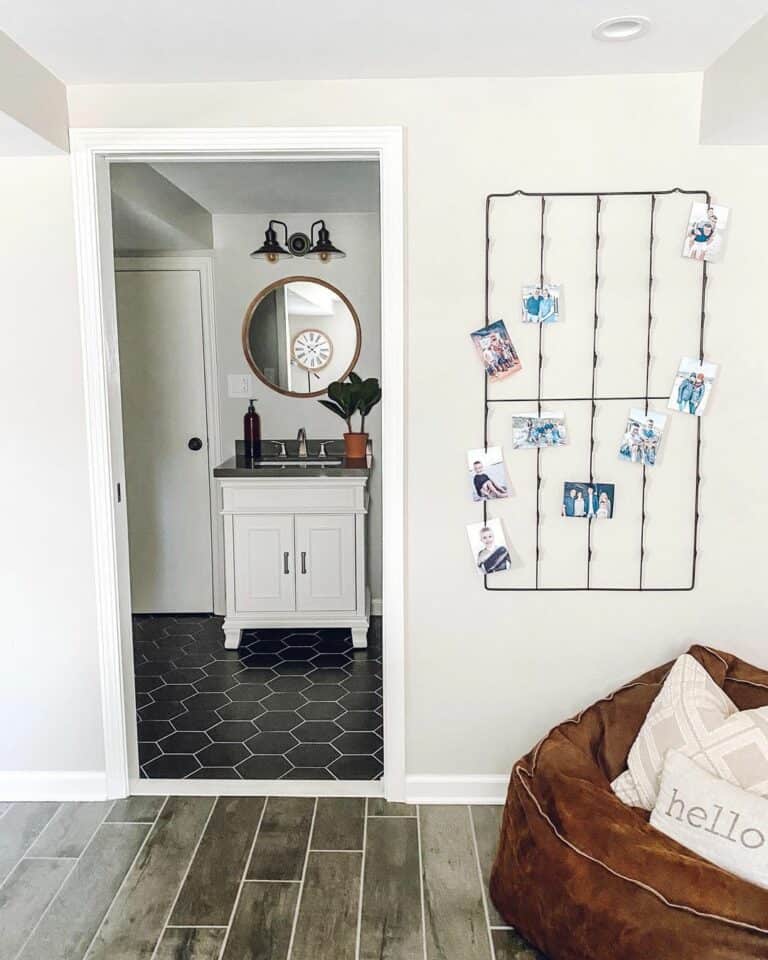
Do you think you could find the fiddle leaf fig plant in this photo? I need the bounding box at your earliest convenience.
[319,372,382,434]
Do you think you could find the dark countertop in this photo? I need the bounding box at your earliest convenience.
[213,455,371,479]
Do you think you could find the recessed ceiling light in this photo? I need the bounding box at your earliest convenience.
[593,16,651,41]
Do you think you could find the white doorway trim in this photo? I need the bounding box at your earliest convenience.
[115,255,225,616]
[70,126,406,801]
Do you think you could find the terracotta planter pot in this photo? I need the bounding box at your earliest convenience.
[343,432,368,459]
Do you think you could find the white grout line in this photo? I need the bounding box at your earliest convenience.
[353,797,368,960]
[148,796,219,960]
[80,796,171,960]
[216,796,269,960]
[489,925,515,930]
[14,797,152,960]
[0,804,13,820]
[468,806,496,960]
[415,804,428,960]
[285,797,318,960]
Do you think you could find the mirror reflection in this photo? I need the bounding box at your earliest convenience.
[242,278,361,397]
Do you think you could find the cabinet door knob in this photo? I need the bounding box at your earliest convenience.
[283,551,290,575]
[301,551,307,575]
[188,436,203,451]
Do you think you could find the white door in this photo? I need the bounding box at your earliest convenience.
[116,269,213,613]
[233,515,296,612]
[295,514,357,612]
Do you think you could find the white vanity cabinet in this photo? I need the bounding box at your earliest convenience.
[219,475,369,649]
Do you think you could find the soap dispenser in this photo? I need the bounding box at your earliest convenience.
[243,399,261,461]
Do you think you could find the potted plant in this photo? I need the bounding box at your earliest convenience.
[319,372,381,459]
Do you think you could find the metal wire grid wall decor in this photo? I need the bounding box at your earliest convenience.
[482,188,711,592]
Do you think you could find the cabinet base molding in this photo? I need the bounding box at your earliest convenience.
[222,611,370,650]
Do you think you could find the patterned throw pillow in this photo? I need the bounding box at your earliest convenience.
[610,653,760,810]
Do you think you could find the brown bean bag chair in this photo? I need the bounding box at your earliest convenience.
[490,645,768,960]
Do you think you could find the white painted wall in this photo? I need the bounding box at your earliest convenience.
[701,14,768,144]
[111,163,213,252]
[0,30,68,154]
[0,157,103,779]
[213,212,383,597]
[4,74,766,793]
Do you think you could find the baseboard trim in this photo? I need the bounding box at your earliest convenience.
[371,597,383,616]
[405,775,509,804]
[0,770,108,801]
[130,778,385,799]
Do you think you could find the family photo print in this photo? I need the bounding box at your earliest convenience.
[522,284,561,324]
[467,447,510,501]
[682,202,730,263]
[466,518,512,575]
[668,357,718,417]
[470,320,522,382]
[511,412,568,450]
[562,483,615,519]
[619,408,667,467]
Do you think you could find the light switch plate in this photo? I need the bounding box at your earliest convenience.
[228,373,253,398]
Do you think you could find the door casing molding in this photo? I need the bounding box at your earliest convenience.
[70,126,406,800]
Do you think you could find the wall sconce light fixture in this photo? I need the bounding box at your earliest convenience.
[250,219,346,263]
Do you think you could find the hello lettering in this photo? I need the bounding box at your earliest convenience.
[665,787,766,850]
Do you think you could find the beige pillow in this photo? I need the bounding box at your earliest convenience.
[651,750,768,891]
[611,654,737,809]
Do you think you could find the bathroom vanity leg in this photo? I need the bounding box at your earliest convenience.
[352,627,368,649]
[223,626,242,650]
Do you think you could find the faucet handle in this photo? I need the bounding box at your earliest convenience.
[318,441,328,459]
[268,439,287,458]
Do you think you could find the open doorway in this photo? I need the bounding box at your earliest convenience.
[110,157,385,785]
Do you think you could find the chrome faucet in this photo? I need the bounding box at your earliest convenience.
[296,427,308,458]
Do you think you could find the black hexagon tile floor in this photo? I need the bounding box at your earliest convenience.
[133,615,383,780]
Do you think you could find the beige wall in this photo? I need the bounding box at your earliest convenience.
[5,73,766,783]
[0,31,68,153]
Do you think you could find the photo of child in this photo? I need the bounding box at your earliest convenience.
[562,483,615,519]
[522,284,561,324]
[466,447,510,502]
[682,202,730,263]
[619,408,667,468]
[511,412,567,449]
[667,357,718,417]
[466,518,512,575]
[470,320,522,382]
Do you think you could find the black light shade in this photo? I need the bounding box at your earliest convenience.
[307,220,346,261]
[250,220,291,262]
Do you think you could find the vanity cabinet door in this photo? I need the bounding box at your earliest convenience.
[295,514,356,612]
[233,515,296,612]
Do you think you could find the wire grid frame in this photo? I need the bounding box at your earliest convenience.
[482,188,711,592]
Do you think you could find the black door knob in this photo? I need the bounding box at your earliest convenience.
[188,437,203,451]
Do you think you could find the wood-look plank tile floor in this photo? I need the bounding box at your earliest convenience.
[0,796,545,960]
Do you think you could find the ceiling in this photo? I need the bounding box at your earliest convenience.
[0,1,764,83]
[150,161,380,214]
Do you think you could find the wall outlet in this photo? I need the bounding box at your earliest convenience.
[228,373,253,398]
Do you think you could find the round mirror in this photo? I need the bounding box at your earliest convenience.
[242,277,362,397]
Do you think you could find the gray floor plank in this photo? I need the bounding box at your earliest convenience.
[106,796,166,823]
[421,806,493,960]
[0,803,60,884]
[0,858,73,959]
[171,796,264,926]
[28,802,112,858]
[87,796,215,960]
[155,927,227,960]
[246,797,314,881]
[359,816,423,960]
[470,805,505,926]
[221,882,298,960]
[367,798,416,816]
[17,822,149,960]
[291,852,361,960]
[311,797,364,850]
[491,928,546,960]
